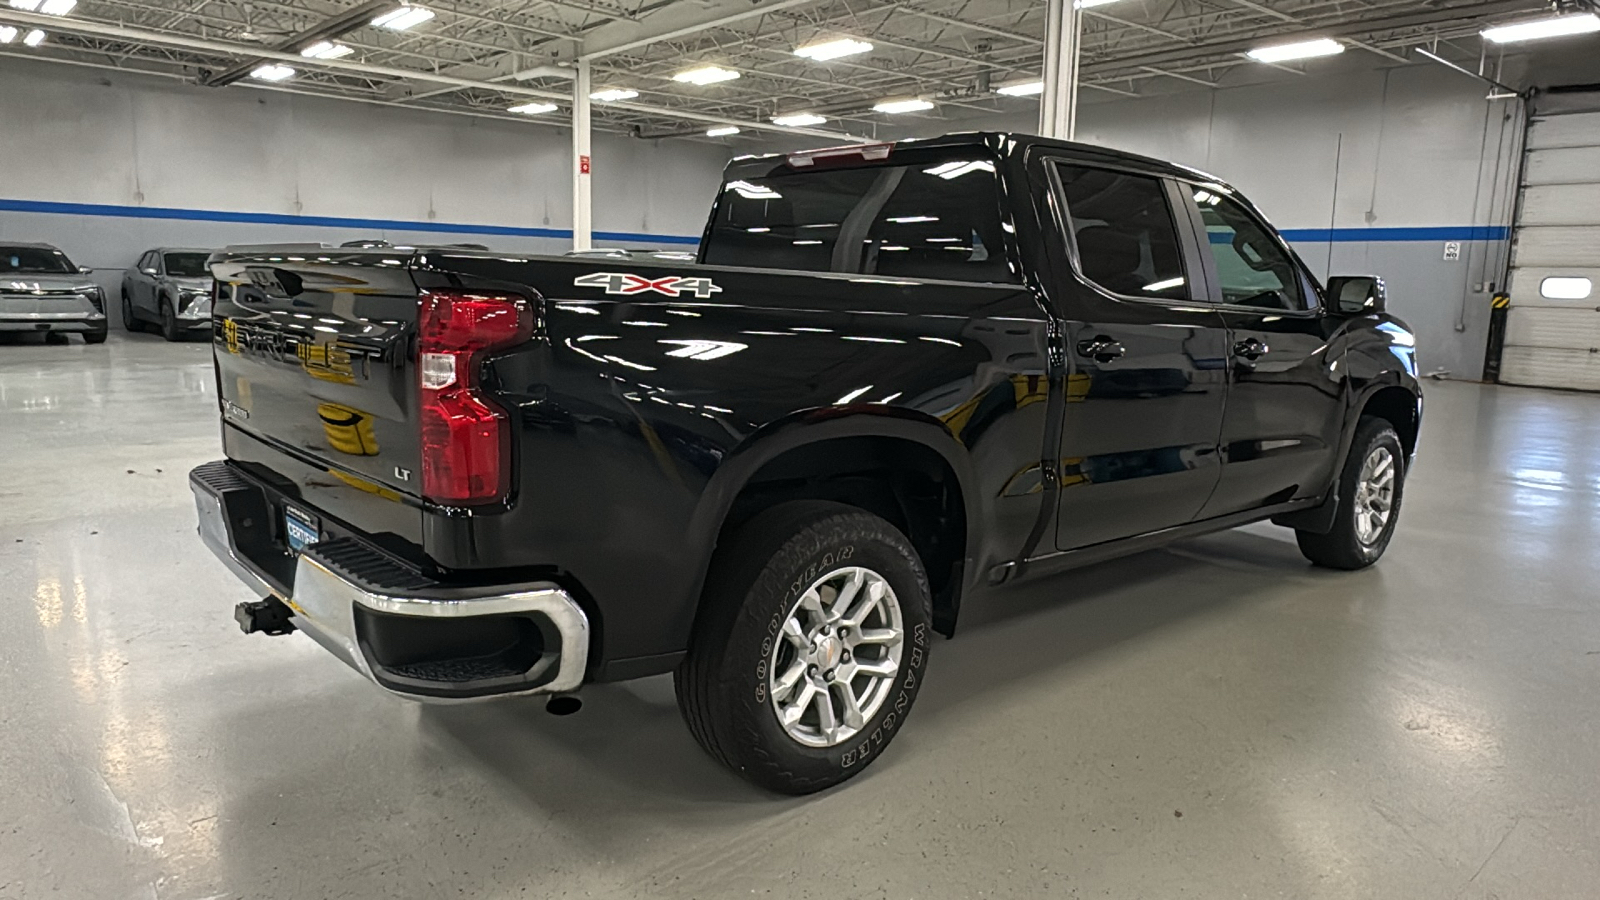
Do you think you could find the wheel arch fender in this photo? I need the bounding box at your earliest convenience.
[1278,373,1420,535]
[685,408,982,631]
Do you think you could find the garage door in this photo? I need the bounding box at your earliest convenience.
[1503,105,1600,391]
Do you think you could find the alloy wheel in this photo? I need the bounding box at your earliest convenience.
[1352,446,1396,545]
[767,566,905,748]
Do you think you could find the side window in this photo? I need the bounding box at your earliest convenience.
[1193,191,1310,311]
[1054,163,1190,301]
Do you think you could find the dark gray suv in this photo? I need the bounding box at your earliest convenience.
[122,248,214,341]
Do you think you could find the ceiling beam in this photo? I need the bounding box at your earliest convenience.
[889,6,1040,44]
[201,0,395,87]
[1070,0,1543,73]
[580,0,820,59]
[1224,0,1409,64]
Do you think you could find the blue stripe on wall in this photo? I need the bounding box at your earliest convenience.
[0,198,703,246]
[2,197,1505,246]
[1278,225,1509,243]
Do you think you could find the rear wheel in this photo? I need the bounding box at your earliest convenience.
[84,327,108,344]
[675,500,933,794]
[1295,417,1405,569]
[160,297,181,342]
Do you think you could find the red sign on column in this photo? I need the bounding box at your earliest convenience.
[579,155,591,175]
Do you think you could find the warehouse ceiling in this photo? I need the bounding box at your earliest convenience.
[0,0,1568,141]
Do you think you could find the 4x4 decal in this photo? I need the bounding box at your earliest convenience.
[573,272,723,299]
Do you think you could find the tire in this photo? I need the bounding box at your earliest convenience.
[84,327,108,344]
[675,500,934,794]
[1295,416,1405,569]
[160,297,181,342]
[121,291,143,333]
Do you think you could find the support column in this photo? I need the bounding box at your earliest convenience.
[572,57,593,251]
[1039,0,1082,141]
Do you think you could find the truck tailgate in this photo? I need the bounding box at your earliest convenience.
[209,250,426,542]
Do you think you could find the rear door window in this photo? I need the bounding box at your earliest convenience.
[702,157,1019,283]
[1053,164,1192,302]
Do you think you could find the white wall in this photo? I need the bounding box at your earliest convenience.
[0,57,730,274]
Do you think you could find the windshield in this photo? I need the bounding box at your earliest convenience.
[0,246,76,275]
[164,252,210,278]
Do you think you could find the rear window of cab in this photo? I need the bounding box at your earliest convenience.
[702,157,1019,285]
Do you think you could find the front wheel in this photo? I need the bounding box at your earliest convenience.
[1295,417,1405,569]
[121,291,143,333]
[160,298,181,342]
[675,500,933,794]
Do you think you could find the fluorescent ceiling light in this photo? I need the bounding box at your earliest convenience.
[0,26,15,42]
[1143,277,1185,292]
[794,37,873,61]
[1076,0,1122,7]
[10,0,76,13]
[794,240,823,246]
[1481,13,1600,44]
[508,101,558,115]
[371,6,434,31]
[1246,37,1344,63]
[727,180,781,200]
[997,80,1044,96]
[660,339,748,361]
[9,0,75,11]
[772,113,827,127]
[590,88,638,102]
[887,215,939,224]
[873,98,935,114]
[250,64,295,81]
[925,160,995,180]
[21,27,43,45]
[673,65,740,85]
[301,41,353,59]
[706,125,741,137]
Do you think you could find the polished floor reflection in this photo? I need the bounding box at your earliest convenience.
[3,333,1598,899]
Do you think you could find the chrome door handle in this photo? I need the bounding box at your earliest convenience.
[1233,338,1268,360]
[1076,336,1125,363]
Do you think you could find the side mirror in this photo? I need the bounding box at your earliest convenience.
[140,267,159,276]
[1326,275,1386,314]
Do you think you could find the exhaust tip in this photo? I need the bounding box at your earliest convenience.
[545,694,582,716]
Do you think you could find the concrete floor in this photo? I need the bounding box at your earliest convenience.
[3,332,1599,900]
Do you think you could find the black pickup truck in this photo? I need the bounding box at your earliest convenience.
[191,132,1420,793]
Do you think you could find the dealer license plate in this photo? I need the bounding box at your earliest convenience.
[283,506,320,555]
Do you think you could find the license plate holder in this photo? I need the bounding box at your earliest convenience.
[283,506,320,555]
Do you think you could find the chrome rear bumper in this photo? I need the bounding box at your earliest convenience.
[190,461,589,701]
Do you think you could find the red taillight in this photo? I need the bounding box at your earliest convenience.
[417,290,533,505]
